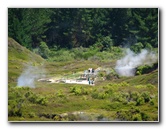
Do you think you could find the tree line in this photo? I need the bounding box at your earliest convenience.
[8,8,158,50]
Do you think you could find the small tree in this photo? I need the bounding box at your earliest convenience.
[39,41,50,59]
[145,42,153,50]
[130,42,144,53]
[96,36,113,52]
[141,91,151,103]
[133,113,142,121]
[136,97,145,106]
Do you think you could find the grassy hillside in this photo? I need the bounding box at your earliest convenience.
[8,38,158,121]
[8,37,45,86]
[112,69,158,87]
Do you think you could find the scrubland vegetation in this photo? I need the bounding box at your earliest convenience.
[8,8,158,121]
[8,38,158,121]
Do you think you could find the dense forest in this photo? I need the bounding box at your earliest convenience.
[8,8,158,51]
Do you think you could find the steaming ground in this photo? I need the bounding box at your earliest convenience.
[115,49,158,76]
[17,49,158,87]
[17,64,45,88]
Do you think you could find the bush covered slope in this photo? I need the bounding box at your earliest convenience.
[8,38,158,121]
[8,37,45,85]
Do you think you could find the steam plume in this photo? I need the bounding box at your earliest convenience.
[17,64,45,88]
[115,49,157,76]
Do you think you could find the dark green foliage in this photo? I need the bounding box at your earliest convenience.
[8,79,158,121]
[104,102,122,110]
[8,88,27,117]
[130,91,140,101]
[105,71,119,80]
[91,91,109,100]
[150,99,155,106]
[136,63,158,75]
[38,41,50,59]
[49,49,75,61]
[8,99,23,117]
[116,107,144,121]
[97,92,109,99]
[136,97,145,106]
[141,91,151,103]
[133,113,142,121]
[98,36,113,51]
[8,8,52,49]
[57,90,65,98]
[136,65,152,75]
[70,86,91,96]
[28,112,36,118]
[145,43,153,50]
[8,34,158,121]
[70,86,82,95]
[28,92,48,106]
[130,42,144,53]
[8,8,158,50]
[24,91,33,98]
[105,88,113,95]
[140,112,150,121]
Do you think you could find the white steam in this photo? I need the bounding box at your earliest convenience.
[17,64,45,88]
[115,49,157,77]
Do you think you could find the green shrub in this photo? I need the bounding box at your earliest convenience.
[122,92,130,99]
[91,90,109,99]
[82,96,87,100]
[128,101,136,106]
[8,100,23,117]
[82,50,97,60]
[53,115,62,121]
[105,70,119,80]
[98,92,109,99]
[130,91,140,101]
[130,42,144,53]
[28,93,48,105]
[117,108,141,121]
[91,92,98,99]
[8,106,23,117]
[141,91,151,103]
[57,90,65,98]
[108,102,121,109]
[150,99,155,105]
[116,110,130,120]
[50,49,75,62]
[82,88,90,95]
[112,92,126,102]
[136,97,145,106]
[37,96,48,106]
[105,87,113,95]
[70,86,91,95]
[140,112,150,121]
[120,81,130,87]
[98,71,106,77]
[110,46,123,54]
[28,94,37,103]
[145,42,153,50]
[146,84,155,89]
[70,86,82,95]
[38,41,50,59]
[72,47,87,60]
[121,92,130,104]
[28,112,36,118]
[136,65,152,75]
[133,113,142,121]
[136,63,158,75]
[74,87,82,95]
[24,91,33,98]
[99,36,113,52]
